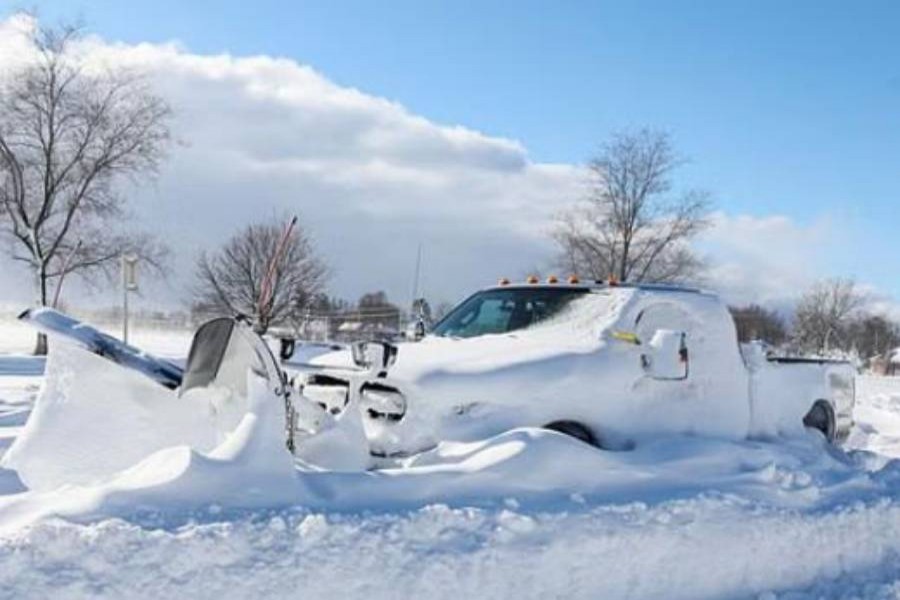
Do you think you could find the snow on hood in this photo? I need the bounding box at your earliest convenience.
[311,290,633,380]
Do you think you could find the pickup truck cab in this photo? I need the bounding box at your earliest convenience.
[294,281,855,458]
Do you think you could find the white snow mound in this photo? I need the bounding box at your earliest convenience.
[1,339,298,501]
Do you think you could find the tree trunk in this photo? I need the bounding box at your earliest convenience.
[33,266,49,356]
[619,240,630,283]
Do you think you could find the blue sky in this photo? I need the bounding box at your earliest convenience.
[3,1,900,302]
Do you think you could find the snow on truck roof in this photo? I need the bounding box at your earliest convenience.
[483,280,705,294]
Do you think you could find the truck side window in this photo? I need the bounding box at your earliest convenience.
[635,303,692,342]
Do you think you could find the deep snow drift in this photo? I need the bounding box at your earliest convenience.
[3,330,900,597]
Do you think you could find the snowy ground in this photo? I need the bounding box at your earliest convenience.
[4,327,900,598]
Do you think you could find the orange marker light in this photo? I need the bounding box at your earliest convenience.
[526,275,539,284]
[567,275,580,284]
[498,277,510,286]
[547,275,559,284]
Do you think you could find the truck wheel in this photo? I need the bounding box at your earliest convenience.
[803,400,836,443]
[544,420,598,447]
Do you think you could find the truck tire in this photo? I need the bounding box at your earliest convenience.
[544,420,598,447]
[803,400,836,443]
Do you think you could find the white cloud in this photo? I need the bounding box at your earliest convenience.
[0,15,894,320]
[0,14,582,308]
[698,212,860,313]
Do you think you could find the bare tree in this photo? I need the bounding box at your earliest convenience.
[847,314,900,360]
[730,304,788,346]
[554,129,710,283]
[0,22,172,353]
[791,278,866,355]
[194,216,328,334]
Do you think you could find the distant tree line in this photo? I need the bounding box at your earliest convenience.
[730,278,900,360]
[729,304,788,347]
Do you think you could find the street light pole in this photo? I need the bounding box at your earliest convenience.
[121,254,139,344]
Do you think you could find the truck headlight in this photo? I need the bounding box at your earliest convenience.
[301,374,350,414]
[360,383,406,422]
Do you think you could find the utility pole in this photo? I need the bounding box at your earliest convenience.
[410,242,425,321]
[121,254,139,344]
[411,243,423,304]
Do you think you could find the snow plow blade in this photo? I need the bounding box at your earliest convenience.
[179,316,288,398]
[18,307,184,389]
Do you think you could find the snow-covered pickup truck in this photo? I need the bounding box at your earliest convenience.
[293,281,856,458]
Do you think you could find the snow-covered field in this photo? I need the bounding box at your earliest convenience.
[4,324,900,598]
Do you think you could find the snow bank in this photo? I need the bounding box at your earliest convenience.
[8,332,900,597]
[847,376,900,459]
[5,495,900,599]
[4,366,900,597]
[2,341,216,490]
[0,337,299,523]
[297,429,882,513]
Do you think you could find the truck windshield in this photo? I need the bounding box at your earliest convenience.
[431,287,589,338]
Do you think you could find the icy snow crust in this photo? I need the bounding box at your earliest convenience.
[0,312,898,597]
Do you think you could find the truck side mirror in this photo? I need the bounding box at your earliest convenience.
[641,329,689,380]
[351,340,399,377]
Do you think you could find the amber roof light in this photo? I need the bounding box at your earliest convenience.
[498,277,510,286]
[567,275,580,284]
[526,275,540,284]
[547,275,559,284]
